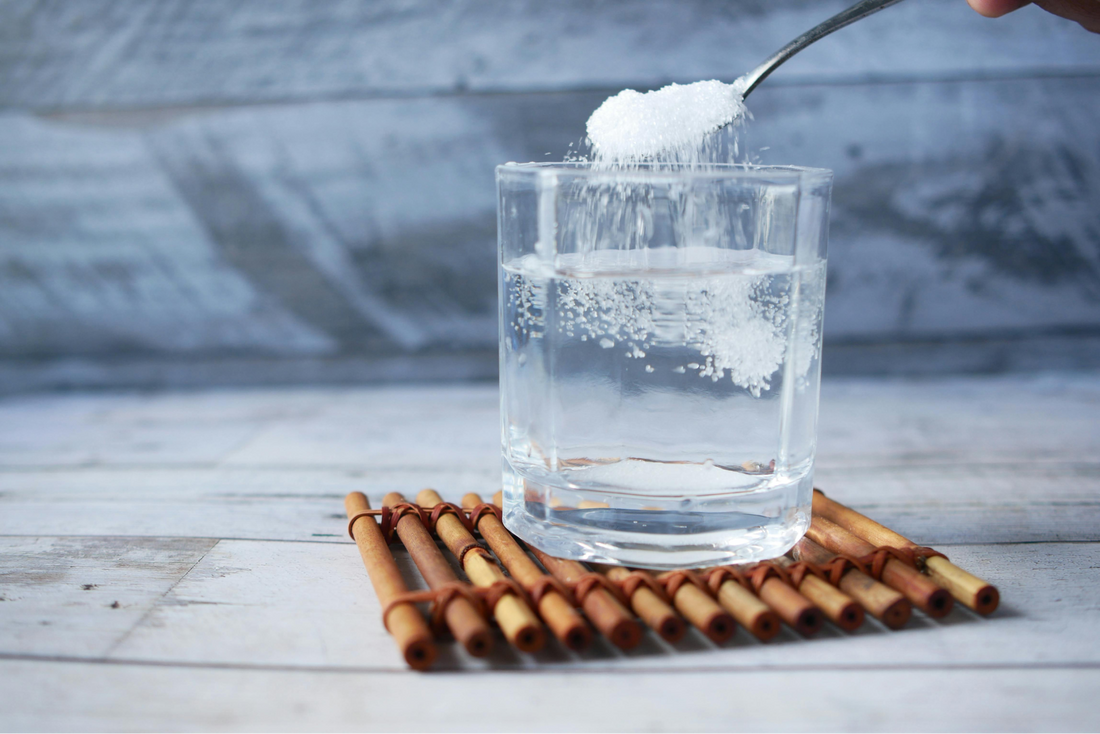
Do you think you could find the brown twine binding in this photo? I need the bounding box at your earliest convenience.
[456,539,493,566]
[820,554,867,585]
[353,500,510,544]
[429,502,474,533]
[910,545,949,571]
[346,511,373,541]
[785,560,828,588]
[572,571,630,607]
[467,502,502,527]
[380,578,532,634]
[704,566,751,595]
[616,570,671,604]
[468,501,576,608]
[858,546,921,581]
[483,577,533,610]
[423,583,486,633]
[858,546,948,578]
[379,503,431,544]
[380,582,486,634]
[744,561,791,594]
[814,488,951,571]
[380,589,440,631]
[659,569,708,599]
[426,500,513,589]
[527,575,576,607]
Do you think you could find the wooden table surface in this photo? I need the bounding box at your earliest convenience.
[1,373,1098,732]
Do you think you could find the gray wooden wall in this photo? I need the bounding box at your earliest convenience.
[1,0,1098,392]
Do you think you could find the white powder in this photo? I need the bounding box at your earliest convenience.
[586,80,747,164]
[545,79,817,396]
[505,250,825,397]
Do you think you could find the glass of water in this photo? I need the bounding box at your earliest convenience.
[497,162,831,569]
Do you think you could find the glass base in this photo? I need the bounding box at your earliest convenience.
[501,461,813,570]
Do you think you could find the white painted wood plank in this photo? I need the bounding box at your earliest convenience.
[812,461,1100,544]
[0,374,1095,730]
[0,388,312,467]
[3,75,1100,389]
[7,537,1096,676]
[816,373,1100,466]
[0,537,216,657]
[218,385,501,470]
[0,377,1096,544]
[0,659,1096,732]
[3,0,1098,109]
[0,460,1095,545]
[92,541,1100,672]
[0,115,334,363]
[0,384,505,469]
[5,375,1093,469]
[106,540,435,673]
[0,467,498,543]
[224,373,1100,470]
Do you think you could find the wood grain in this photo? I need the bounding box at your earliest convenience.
[1,74,1099,387]
[0,380,1098,729]
[2,1,1096,109]
[2,659,1098,732]
[0,536,215,657]
[0,378,1096,546]
[2,538,1096,673]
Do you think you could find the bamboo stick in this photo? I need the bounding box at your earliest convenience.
[807,515,954,618]
[775,555,864,632]
[705,569,781,641]
[735,564,824,636]
[382,492,493,657]
[598,566,685,642]
[494,490,759,642]
[416,489,545,653]
[344,493,437,670]
[528,547,642,650]
[655,571,737,643]
[812,489,999,615]
[793,537,911,629]
[493,490,503,506]
[488,491,640,647]
[461,493,591,650]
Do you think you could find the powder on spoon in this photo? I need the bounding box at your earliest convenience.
[586,79,747,164]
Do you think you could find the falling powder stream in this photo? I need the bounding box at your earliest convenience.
[508,77,822,396]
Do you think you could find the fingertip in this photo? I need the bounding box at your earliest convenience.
[967,0,1032,17]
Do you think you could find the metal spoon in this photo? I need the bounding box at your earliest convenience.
[585,0,906,158]
[736,0,907,100]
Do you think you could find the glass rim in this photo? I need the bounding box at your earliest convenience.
[496,161,833,184]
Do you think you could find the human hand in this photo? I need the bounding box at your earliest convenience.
[967,0,1100,32]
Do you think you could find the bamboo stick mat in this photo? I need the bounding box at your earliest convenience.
[344,488,999,670]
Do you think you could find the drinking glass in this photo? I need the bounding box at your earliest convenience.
[497,162,831,569]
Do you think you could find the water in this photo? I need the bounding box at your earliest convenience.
[499,246,826,569]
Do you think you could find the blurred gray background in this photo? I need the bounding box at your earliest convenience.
[1,0,1098,393]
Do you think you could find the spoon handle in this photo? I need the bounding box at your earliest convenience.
[738,0,907,99]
